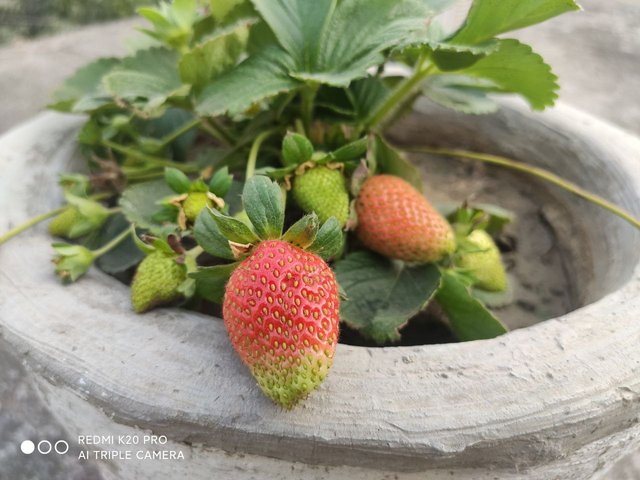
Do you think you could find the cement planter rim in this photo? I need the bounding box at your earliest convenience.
[0,102,639,473]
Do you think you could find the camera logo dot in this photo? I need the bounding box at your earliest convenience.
[38,441,52,454]
[20,440,35,455]
[55,440,70,455]
[20,439,69,455]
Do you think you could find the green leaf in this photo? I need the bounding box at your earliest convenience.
[179,23,250,93]
[435,271,507,341]
[282,132,314,167]
[443,202,515,235]
[50,58,120,113]
[208,208,260,244]
[190,262,239,303]
[93,214,144,275]
[211,0,251,22]
[197,0,447,115]
[459,39,559,110]
[370,135,423,192]
[208,166,234,198]
[196,45,299,116]
[103,47,189,113]
[451,0,580,45]
[282,214,319,249]
[307,217,344,260]
[335,251,441,344]
[260,0,439,86]
[348,76,390,123]
[431,40,498,72]
[193,208,235,260]
[327,137,368,162]
[119,180,178,236]
[169,0,199,29]
[251,0,335,68]
[164,167,191,194]
[421,75,498,114]
[242,175,285,240]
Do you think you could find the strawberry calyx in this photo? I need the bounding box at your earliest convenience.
[206,176,344,264]
[160,166,232,229]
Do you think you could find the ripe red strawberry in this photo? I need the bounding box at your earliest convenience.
[223,239,340,409]
[356,175,455,263]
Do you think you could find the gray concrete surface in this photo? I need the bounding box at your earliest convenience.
[0,18,140,133]
[0,1,638,478]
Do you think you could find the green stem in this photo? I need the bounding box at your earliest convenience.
[366,60,435,130]
[158,118,201,148]
[93,228,131,257]
[0,207,66,246]
[201,118,236,146]
[103,140,199,173]
[245,129,283,179]
[300,84,319,136]
[403,146,640,230]
[186,245,203,258]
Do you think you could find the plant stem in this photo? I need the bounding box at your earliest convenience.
[404,146,640,230]
[158,118,201,148]
[201,118,236,146]
[187,245,203,258]
[102,140,199,173]
[93,228,131,257]
[366,60,435,130]
[0,207,66,246]
[245,129,283,179]
[300,84,319,135]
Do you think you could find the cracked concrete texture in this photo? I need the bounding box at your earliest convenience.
[0,2,638,478]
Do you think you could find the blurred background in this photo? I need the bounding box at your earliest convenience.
[0,1,639,478]
[0,0,146,42]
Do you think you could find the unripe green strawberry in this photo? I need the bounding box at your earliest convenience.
[458,230,507,292]
[183,192,213,223]
[223,240,340,409]
[131,251,187,313]
[48,207,80,238]
[356,175,455,263]
[292,166,349,226]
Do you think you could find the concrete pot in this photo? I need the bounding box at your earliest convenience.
[0,102,639,480]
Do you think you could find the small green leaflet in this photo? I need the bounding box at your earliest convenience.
[307,217,344,261]
[451,0,581,45]
[119,180,178,236]
[370,135,424,192]
[282,213,319,249]
[103,47,189,114]
[459,39,559,110]
[282,132,314,167]
[179,22,250,94]
[242,175,285,240]
[50,58,120,113]
[208,208,259,244]
[196,46,299,116]
[435,271,507,341]
[335,251,441,344]
[190,262,239,303]
[348,77,390,123]
[421,75,498,115]
[193,209,235,260]
[210,0,251,22]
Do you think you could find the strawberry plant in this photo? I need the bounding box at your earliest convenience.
[2,0,640,408]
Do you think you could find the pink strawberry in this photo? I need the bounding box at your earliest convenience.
[356,175,455,263]
[223,239,340,409]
